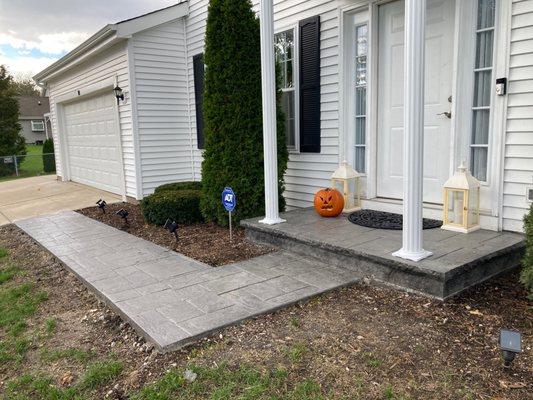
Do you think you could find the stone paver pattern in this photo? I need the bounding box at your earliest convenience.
[16,211,359,351]
[242,208,525,273]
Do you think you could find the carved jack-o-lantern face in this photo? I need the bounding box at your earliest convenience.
[314,188,344,217]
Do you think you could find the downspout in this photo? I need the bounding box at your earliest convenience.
[183,18,196,181]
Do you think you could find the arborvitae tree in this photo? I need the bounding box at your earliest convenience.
[0,65,25,176]
[200,0,288,225]
[521,204,533,299]
[43,138,56,173]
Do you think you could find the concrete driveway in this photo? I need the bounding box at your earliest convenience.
[0,175,122,226]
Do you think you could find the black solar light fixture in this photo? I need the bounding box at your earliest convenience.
[164,219,179,241]
[96,199,107,213]
[116,208,129,224]
[500,329,521,368]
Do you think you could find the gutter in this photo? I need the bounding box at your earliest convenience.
[33,25,118,83]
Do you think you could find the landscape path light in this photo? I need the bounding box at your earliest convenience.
[164,219,179,241]
[500,329,521,368]
[96,199,107,213]
[116,208,129,224]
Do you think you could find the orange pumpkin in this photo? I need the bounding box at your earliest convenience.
[313,188,344,217]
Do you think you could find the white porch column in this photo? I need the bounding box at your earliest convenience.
[392,0,432,262]
[259,0,285,225]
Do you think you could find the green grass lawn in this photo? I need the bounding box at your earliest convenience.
[0,145,55,183]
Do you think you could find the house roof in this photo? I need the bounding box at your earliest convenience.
[33,2,188,84]
[18,96,50,119]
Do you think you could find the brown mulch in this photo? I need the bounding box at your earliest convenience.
[77,202,272,266]
[0,224,531,399]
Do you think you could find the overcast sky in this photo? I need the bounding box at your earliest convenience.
[0,0,177,78]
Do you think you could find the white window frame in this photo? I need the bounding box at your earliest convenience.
[275,25,300,153]
[468,0,497,183]
[31,120,45,132]
[340,5,370,179]
[354,23,368,174]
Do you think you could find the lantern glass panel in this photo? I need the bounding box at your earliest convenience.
[332,179,344,197]
[468,188,479,226]
[347,178,357,208]
[446,190,465,226]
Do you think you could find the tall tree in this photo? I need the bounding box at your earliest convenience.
[0,65,26,176]
[12,73,41,96]
[200,0,288,225]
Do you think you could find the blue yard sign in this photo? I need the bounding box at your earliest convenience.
[222,187,236,212]
[222,187,236,241]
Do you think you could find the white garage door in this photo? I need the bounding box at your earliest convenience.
[63,92,122,194]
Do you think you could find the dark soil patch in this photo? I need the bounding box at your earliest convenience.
[77,203,272,267]
[0,224,531,399]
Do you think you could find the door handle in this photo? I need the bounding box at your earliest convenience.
[437,111,452,119]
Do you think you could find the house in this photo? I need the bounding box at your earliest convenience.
[33,0,533,236]
[17,96,52,145]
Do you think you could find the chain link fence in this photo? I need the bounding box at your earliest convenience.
[0,151,55,181]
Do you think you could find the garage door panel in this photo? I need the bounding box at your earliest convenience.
[64,92,122,194]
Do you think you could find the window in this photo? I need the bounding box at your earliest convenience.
[354,24,368,173]
[31,120,45,132]
[193,53,205,149]
[470,0,496,182]
[275,29,297,150]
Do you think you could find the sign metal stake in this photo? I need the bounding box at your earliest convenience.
[229,211,233,242]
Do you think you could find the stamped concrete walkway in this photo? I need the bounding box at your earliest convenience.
[16,211,359,351]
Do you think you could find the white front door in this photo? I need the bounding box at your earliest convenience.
[377,0,455,203]
[63,92,122,194]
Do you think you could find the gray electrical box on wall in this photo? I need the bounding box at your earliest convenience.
[496,77,507,95]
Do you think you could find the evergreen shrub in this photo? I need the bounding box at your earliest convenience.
[154,181,202,194]
[200,0,288,226]
[521,204,533,298]
[42,138,56,173]
[0,66,25,176]
[140,189,203,226]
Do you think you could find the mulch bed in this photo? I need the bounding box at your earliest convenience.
[77,202,272,267]
[1,224,532,399]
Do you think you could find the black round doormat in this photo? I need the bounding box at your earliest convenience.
[348,210,442,230]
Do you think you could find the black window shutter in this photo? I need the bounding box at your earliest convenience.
[299,15,321,153]
[193,53,205,149]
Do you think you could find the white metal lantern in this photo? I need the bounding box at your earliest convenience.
[442,163,481,233]
[331,160,362,213]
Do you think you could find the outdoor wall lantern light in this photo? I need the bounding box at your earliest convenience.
[442,163,481,233]
[96,199,107,213]
[113,85,124,104]
[500,329,521,368]
[164,219,179,241]
[331,160,361,213]
[116,208,129,224]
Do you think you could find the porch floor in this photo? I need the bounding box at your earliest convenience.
[241,208,525,299]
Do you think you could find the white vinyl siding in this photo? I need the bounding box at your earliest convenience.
[131,19,192,196]
[47,42,136,198]
[502,0,533,232]
[185,0,341,209]
[185,0,210,180]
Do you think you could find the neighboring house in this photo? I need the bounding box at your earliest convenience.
[18,96,52,145]
[33,0,533,233]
